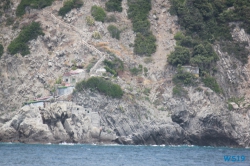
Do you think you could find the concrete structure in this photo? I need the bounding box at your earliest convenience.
[96,68,106,75]
[25,96,53,108]
[182,66,199,77]
[63,69,85,86]
[56,86,74,96]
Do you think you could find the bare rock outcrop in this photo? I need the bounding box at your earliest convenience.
[0,102,116,144]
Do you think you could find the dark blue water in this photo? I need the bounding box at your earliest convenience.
[0,143,249,166]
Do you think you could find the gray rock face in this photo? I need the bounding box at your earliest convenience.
[72,90,250,147]
[0,102,115,144]
[0,90,250,147]
[170,103,250,147]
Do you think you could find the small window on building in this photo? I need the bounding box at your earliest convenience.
[77,108,79,110]
[65,79,68,82]
[87,111,89,113]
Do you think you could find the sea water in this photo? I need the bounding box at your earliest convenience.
[0,143,249,166]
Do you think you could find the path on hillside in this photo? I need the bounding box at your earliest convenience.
[42,9,106,75]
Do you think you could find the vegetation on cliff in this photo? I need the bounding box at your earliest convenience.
[172,66,197,97]
[7,22,44,56]
[127,0,156,56]
[105,0,122,12]
[202,76,222,93]
[16,0,53,17]
[0,0,12,15]
[169,0,249,64]
[169,0,250,94]
[107,25,121,40]
[91,5,106,22]
[58,0,83,17]
[75,77,123,98]
[0,44,3,57]
[104,55,124,77]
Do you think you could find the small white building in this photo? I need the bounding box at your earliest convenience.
[63,69,85,86]
[182,66,199,77]
[96,68,106,75]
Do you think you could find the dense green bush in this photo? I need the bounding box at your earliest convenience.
[91,5,106,22]
[127,0,156,56]
[107,25,121,40]
[170,32,219,72]
[127,0,151,23]
[7,22,44,56]
[167,46,190,66]
[169,0,249,64]
[173,66,197,86]
[105,0,122,12]
[75,77,123,98]
[226,1,250,34]
[103,55,124,76]
[58,0,83,17]
[16,0,53,17]
[0,44,4,57]
[202,76,222,93]
[134,32,156,56]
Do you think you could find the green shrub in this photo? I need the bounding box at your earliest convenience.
[91,5,106,22]
[0,44,4,57]
[75,77,123,98]
[7,22,44,56]
[16,0,53,17]
[58,0,83,17]
[173,66,197,86]
[92,31,101,39]
[86,16,95,26]
[174,32,184,40]
[107,25,121,40]
[105,0,122,12]
[202,76,222,93]
[170,33,218,72]
[127,0,156,56]
[134,32,156,56]
[169,0,249,64]
[167,46,190,66]
[104,55,124,76]
[127,0,151,22]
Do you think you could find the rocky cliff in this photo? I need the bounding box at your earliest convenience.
[0,0,250,147]
[1,89,250,147]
